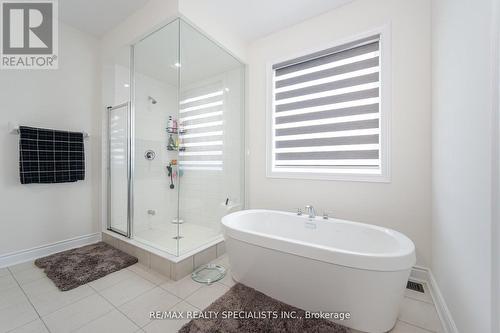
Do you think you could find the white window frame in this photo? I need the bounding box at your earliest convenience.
[266,25,391,182]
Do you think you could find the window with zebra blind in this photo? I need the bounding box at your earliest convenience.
[179,83,224,171]
[268,30,390,181]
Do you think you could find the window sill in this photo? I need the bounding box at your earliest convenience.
[266,170,391,183]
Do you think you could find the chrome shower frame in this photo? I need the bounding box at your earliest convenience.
[106,101,132,238]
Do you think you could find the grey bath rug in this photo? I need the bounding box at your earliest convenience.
[35,242,138,291]
[179,283,351,333]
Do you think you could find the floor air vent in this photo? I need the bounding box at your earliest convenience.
[406,280,425,293]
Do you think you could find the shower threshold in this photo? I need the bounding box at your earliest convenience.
[134,223,221,256]
[102,230,225,280]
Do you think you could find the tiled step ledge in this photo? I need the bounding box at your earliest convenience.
[102,232,226,281]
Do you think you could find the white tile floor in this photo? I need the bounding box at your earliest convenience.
[0,255,443,333]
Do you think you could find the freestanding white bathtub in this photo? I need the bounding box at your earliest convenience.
[221,209,416,333]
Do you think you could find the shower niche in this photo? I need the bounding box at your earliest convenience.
[108,19,245,258]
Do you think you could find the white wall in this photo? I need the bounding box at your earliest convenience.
[247,0,432,267]
[493,3,500,332]
[493,4,500,332]
[100,0,178,61]
[0,23,101,256]
[431,0,497,332]
[178,1,247,62]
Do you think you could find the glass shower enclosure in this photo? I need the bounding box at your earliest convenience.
[108,19,245,257]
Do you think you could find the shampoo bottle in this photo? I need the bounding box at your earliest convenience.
[167,116,174,130]
[167,134,175,150]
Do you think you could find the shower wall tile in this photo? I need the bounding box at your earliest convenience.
[133,74,178,239]
[216,242,226,257]
[134,247,151,267]
[193,246,216,269]
[112,238,151,268]
[127,264,170,285]
[110,70,243,263]
[114,239,132,256]
[150,254,172,279]
[102,233,116,247]
[171,257,194,281]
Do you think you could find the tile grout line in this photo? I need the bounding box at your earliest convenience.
[125,265,173,287]
[10,264,163,333]
[7,266,53,333]
[3,260,445,333]
[40,291,101,332]
[159,284,201,300]
[182,283,229,311]
[80,284,129,332]
[5,319,43,333]
[217,278,234,288]
[398,318,438,333]
[138,297,186,329]
[88,270,179,326]
[22,278,99,320]
[182,298,202,311]
[89,278,185,330]
[104,268,176,306]
[405,293,434,305]
[116,267,216,329]
[4,260,229,331]
[399,295,441,332]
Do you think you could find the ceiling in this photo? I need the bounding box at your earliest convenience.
[60,0,354,85]
[59,0,353,41]
[179,0,354,43]
[59,0,149,36]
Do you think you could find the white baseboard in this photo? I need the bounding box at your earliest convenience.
[410,266,458,333]
[0,233,102,268]
[427,269,459,333]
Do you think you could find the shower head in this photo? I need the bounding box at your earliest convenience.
[148,96,158,105]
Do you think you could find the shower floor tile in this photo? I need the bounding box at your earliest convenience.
[134,223,220,255]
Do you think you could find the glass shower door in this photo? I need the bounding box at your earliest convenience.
[108,103,130,236]
[132,20,181,255]
[127,18,245,257]
[176,20,245,255]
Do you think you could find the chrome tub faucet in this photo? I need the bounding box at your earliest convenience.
[305,205,316,218]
